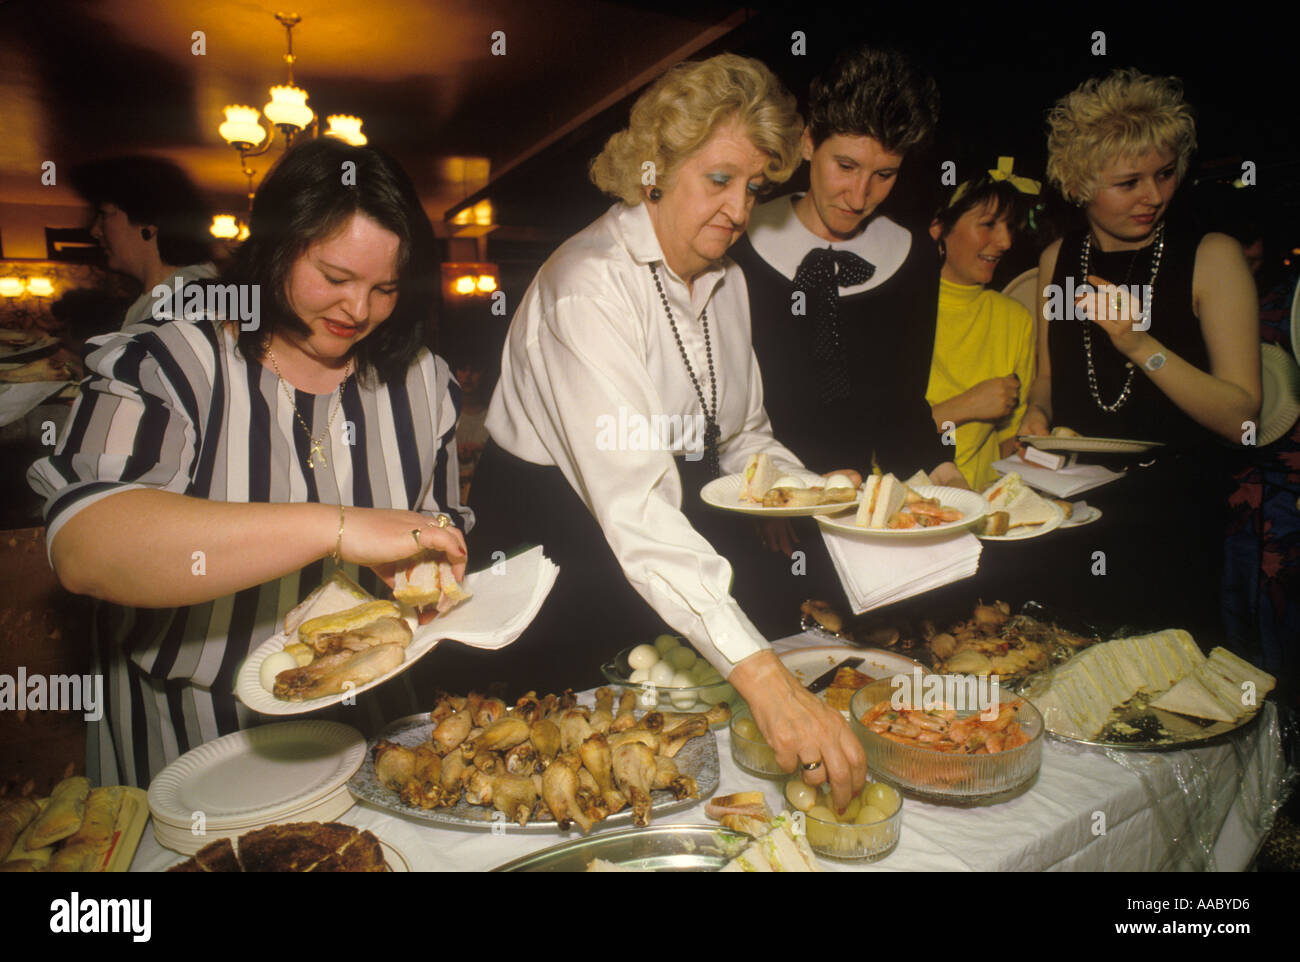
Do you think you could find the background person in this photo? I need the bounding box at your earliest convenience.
[70,155,217,330]
[926,161,1039,490]
[1024,68,1261,642]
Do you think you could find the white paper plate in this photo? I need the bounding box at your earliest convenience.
[147,721,365,829]
[815,485,985,538]
[237,547,555,715]
[780,646,927,686]
[976,499,1066,541]
[1059,505,1102,528]
[1018,435,1163,454]
[700,472,860,517]
[1259,343,1300,446]
[151,784,358,854]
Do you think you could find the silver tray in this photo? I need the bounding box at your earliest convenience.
[348,714,719,832]
[1046,692,1264,751]
[491,823,748,871]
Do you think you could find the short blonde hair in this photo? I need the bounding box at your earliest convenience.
[589,54,802,205]
[1046,68,1197,205]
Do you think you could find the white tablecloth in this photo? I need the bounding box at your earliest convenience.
[129,634,1292,872]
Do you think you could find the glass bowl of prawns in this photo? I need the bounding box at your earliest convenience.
[849,676,1043,803]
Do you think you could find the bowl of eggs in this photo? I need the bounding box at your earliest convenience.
[600,635,739,716]
[783,774,903,861]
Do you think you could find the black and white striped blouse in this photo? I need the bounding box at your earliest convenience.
[28,318,472,787]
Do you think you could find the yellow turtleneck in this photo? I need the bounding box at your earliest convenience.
[926,278,1037,490]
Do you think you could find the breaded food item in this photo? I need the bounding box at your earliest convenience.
[0,798,40,860]
[28,776,90,849]
[48,786,124,872]
[174,822,387,872]
[825,666,874,711]
[298,601,403,649]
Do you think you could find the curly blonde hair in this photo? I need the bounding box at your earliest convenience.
[589,54,802,205]
[1046,68,1197,205]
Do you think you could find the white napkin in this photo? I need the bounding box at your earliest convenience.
[0,381,68,428]
[411,544,560,650]
[991,457,1125,498]
[819,527,981,615]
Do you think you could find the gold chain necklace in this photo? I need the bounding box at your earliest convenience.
[264,341,352,469]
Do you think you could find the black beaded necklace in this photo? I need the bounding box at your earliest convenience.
[649,263,721,477]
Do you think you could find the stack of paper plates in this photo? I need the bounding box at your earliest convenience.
[146,720,366,855]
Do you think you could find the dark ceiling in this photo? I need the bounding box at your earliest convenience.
[2,1,1295,246]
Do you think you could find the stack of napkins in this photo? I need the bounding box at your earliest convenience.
[820,527,981,615]
[991,457,1124,498]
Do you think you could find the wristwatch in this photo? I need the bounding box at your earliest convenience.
[1143,351,1167,372]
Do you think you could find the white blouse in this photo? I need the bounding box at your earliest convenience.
[487,202,815,673]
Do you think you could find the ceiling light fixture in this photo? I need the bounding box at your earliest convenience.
[219,13,367,210]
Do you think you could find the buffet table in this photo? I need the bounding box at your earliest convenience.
[127,633,1292,872]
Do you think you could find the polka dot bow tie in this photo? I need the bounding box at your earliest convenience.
[792,247,875,404]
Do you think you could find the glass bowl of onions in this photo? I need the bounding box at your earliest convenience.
[601,634,738,715]
[728,709,786,777]
[783,774,903,861]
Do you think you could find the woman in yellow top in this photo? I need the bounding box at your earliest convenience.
[926,163,1039,489]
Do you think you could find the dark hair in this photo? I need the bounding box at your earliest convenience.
[807,47,939,154]
[229,138,437,385]
[70,155,212,266]
[933,176,1029,239]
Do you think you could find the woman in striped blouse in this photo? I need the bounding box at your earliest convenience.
[28,139,471,787]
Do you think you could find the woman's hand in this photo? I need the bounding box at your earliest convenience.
[1019,404,1050,439]
[929,461,970,489]
[1078,273,1153,360]
[348,510,468,626]
[757,518,799,556]
[966,375,1020,421]
[727,650,867,812]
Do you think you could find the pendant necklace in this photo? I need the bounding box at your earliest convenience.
[265,340,352,469]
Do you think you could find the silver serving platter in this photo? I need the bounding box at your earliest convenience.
[491,823,748,871]
[348,713,719,832]
[1045,692,1264,751]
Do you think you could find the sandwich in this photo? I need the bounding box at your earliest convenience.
[393,557,473,615]
[984,473,1057,529]
[741,453,782,503]
[856,473,906,529]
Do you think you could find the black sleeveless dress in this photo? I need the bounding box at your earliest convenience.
[1040,222,1231,643]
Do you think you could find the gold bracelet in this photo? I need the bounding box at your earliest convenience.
[332,503,345,564]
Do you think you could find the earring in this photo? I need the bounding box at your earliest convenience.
[648,187,662,202]
[937,239,946,260]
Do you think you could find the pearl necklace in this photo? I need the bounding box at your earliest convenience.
[1079,222,1165,413]
[265,341,352,470]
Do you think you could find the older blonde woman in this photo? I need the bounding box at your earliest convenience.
[458,54,867,807]
[1021,68,1260,642]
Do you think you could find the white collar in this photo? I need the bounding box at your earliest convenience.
[612,202,727,307]
[745,194,911,294]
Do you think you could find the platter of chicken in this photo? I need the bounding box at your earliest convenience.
[348,688,723,832]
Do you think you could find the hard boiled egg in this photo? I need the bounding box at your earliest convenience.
[627,643,659,671]
[260,650,299,693]
[773,475,806,489]
[824,473,855,490]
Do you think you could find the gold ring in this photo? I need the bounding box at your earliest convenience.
[801,761,822,773]
[411,529,422,549]
[428,513,453,529]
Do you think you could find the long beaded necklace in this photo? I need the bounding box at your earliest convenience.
[264,340,352,469]
[1079,222,1165,412]
[649,263,721,477]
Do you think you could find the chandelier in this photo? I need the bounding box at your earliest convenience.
[215,12,367,230]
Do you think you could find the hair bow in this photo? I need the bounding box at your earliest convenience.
[987,156,1041,195]
[948,156,1042,208]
